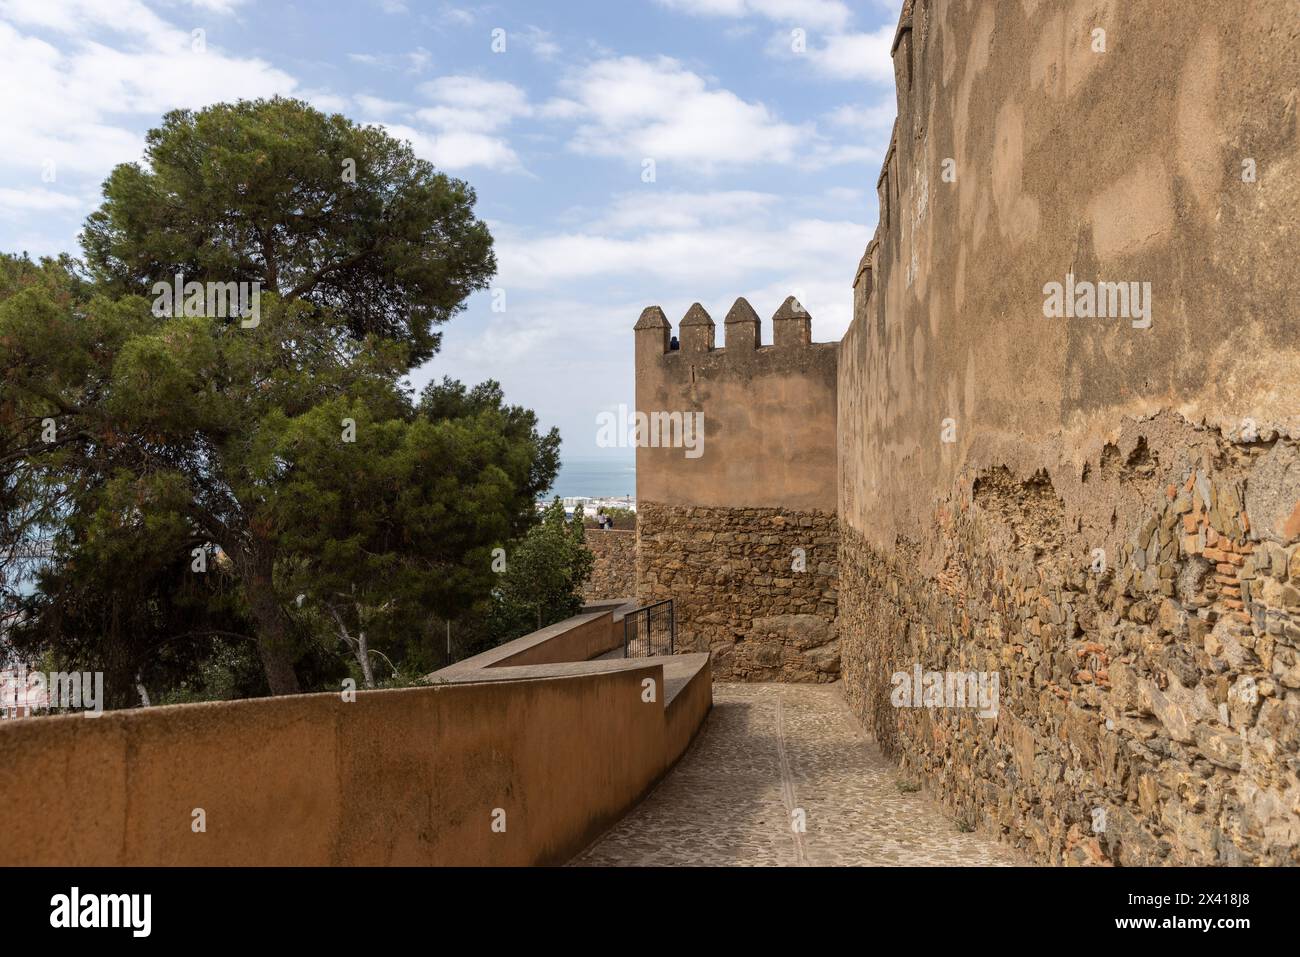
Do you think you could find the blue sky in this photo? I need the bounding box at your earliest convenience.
[0,0,900,460]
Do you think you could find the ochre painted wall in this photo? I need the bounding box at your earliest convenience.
[0,612,712,866]
[635,302,838,512]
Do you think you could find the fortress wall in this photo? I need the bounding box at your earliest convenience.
[837,0,1300,864]
[634,300,840,680]
[583,529,637,601]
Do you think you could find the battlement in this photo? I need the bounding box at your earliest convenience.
[860,0,916,300]
[634,296,829,359]
[633,296,837,513]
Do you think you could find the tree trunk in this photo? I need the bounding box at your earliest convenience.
[241,549,300,695]
[330,606,375,689]
[104,595,138,710]
[356,629,375,689]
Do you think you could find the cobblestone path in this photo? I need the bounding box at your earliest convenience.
[572,682,1022,866]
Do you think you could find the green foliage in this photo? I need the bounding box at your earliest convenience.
[489,499,595,644]
[81,97,495,365]
[418,377,561,531]
[274,383,558,685]
[0,99,551,702]
[0,254,88,604]
[155,638,267,706]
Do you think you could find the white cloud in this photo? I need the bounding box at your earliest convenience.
[825,99,896,131]
[823,185,867,206]
[495,217,865,302]
[303,90,352,114]
[185,0,251,13]
[808,27,896,82]
[438,5,475,27]
[373,76,533,172]
[422,131,521,171]
[814,97,895,166]
[377,123,522,173]
[0,0,172,38]
[0,16,297,177]
[551,56,876,172]
[347,47,432,73]
[585,190,780,233]
[417,76,531,124]
[493,199,867,317]
[557,56,810,172]
[519,25,560,62]
[652,0,898,89]
[654,0,852,31]
[538,97,583,121]
[354,94,407,118]
[0,187,84,212]
[412,105,501,132]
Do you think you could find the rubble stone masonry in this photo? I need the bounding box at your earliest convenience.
[584,529,637,600]
[637,503,839,682]
[841,419,1300,865]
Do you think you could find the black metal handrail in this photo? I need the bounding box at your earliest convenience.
[622,599,675,657]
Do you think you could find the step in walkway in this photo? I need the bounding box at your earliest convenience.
[571,682,1022,866]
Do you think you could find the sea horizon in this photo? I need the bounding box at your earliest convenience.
[545,455,636,501]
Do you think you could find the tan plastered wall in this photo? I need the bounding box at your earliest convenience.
[0,610,712,866]
[636,315,838,512]
[436,607,624,673]
[840,0,1299,544]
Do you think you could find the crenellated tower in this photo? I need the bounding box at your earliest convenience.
[632,296,839,683]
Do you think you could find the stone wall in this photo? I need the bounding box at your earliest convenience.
[836,0,1299,865]
[584,529,636,600]
[637,503,838,682]
[841,421,1300,865]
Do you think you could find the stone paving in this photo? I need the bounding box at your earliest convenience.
[571,682,1022,866]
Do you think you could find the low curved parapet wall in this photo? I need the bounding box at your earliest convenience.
[435,605,629,673]
[0,606,711,866]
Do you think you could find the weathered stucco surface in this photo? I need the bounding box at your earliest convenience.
[840,0,1298,542]
[837,0,1300,864]
[636,299,838,511]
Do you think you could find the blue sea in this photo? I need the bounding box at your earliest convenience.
[547,457,636,500]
